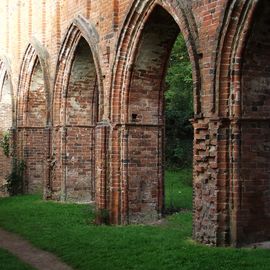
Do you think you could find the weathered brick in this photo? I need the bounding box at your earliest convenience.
[0,0,269,247]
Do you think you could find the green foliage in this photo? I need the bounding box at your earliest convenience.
[0,131,10,157]
[0,131,26,196]
[165,34,193,169]
[165,169,193,213]
[6,158,26,196]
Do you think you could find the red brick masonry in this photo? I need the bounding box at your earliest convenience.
[0,0,269,246]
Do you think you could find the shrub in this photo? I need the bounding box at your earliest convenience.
[165,34,193,169]
[0,130,26,196]
[0,131,10,157]
[6,158,26,196]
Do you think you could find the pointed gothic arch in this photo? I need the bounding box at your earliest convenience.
[215,0,270,246]
[0,56,15,127]
[17,39,50,193]
[0,57,14,197]
[105,0,201,225]
[110,0,200,122]
[17,38,51,127]
[50,16,103,202]
[52,15,103,126]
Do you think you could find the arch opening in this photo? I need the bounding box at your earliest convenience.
[65,37,98,202]
[66,38,98,127]
[26,59,47,127]
[122,5,194,223]
[53,36,99,202]
[0,73,12,130]
[164,34,193,214]
[0,69,12,196]
[239,0,270,244]
[21,57,47,193]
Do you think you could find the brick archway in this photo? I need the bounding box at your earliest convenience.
[106,0,201,225]
[214,0,270,246]
[0,57,15,127]
[3,0,270,248]
[228,0,270,246]
[50,16,103,202]
[110,0,200,122]
[17,39,50,194]
[0,57,14,196]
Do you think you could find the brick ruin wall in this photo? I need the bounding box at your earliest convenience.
[0,0,269,246]
[0,69,12,196]
[238,1,270,244]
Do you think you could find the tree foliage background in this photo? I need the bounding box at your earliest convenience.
[165,34,193,169]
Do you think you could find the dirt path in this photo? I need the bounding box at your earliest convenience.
[245,241,270,249]
[0,228,73,270]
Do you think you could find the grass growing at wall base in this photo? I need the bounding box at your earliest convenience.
[0,171,269,270]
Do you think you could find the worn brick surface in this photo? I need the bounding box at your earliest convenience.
[237,0,270,244]
[0,0,268,246]
[0,60,12,196]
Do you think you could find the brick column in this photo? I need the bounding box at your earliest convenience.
[43,126,52,199]
[193,117,219,245]
[95,121,109,222]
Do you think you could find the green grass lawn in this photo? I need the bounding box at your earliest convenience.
[165,168,192,211]
[0,248,34,270]
[0,170,269,270]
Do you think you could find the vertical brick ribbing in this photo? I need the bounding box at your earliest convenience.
[95,123,109,211]
[28,0,32,38]
[5,0,9,52]
[42,0,46,45]
[17,1,21,59]
[113,0,119,31]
